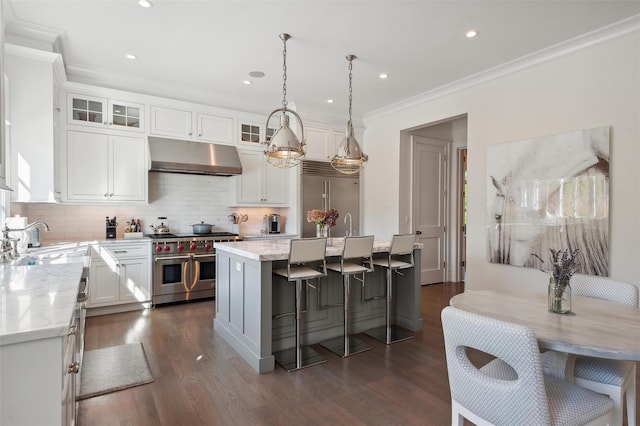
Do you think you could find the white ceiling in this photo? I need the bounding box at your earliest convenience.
[4,1,639,122]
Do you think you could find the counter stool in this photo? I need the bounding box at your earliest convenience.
[272,238,328,371]
[319,235,375,357]
[364,234,416,344]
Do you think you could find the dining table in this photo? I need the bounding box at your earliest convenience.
[449,290,640,363]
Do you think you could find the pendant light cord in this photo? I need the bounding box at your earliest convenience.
[281,34,288,109]
[347,56,353,122]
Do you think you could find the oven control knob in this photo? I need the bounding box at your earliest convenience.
[205,243,212,250]
[155,245,163,253]
[164,245,171,252]
[190,243,197,251]
[177,245,184,252]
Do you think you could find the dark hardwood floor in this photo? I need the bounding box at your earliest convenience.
[78,283,638,425]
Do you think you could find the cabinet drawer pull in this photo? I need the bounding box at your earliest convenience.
[113,250,128,253]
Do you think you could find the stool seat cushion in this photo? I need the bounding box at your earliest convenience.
[372,259,413,270]
[273,266,325,281]
[326,262,370,274]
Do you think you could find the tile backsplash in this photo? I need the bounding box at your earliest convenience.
[11,173,288,242]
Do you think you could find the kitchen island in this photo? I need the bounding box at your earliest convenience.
[214,238,423,373]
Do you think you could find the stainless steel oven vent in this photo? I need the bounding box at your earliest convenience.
[148,137,242,176]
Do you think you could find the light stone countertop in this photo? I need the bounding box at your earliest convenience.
[0,262,85,346]
[214,237,422,261]
[0,238,150,347]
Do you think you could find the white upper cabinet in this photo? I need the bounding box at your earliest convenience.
[67,93,144,132]
[150,105,192,138]
[196,113,234,144]
[65,130,147,203]
[231,149,288,206]
[304,126,331,161]
[5,44,65,202]
[150,106,235,144]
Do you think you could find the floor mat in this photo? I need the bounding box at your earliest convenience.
[78,342,154,400]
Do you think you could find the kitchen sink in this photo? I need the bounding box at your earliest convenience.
[10,244,90,267]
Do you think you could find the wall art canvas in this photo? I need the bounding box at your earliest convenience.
[487,126,609,275]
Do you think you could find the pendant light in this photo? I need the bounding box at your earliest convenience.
[264,33,305,168]
[331,54,368,174]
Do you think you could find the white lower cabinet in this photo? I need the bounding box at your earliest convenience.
[65,130,147,203]
[89,242,151,308]
[232,149,288,206]
[0,319,78,426]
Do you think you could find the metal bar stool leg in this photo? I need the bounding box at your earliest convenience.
[274,278,326,371]
[320,273,373,357]
[365,267,414,345]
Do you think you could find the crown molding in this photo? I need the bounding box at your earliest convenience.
[363,14,640,124]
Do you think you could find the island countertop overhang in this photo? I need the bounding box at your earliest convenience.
[214,237,423,261]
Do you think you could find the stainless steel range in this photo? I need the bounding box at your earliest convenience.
[150,232,241,305]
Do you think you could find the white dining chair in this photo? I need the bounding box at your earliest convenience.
[541,273,638,426]
[441,306,614,426]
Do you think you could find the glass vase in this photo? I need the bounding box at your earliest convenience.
[548,276,571,314]
[316,223,328,238]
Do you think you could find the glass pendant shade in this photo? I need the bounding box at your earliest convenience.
[331,54,367,174]
[264,111,305,168]
[263,33,305,168]
[331,121,368,174]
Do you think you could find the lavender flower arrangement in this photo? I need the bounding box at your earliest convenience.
[532,248,580,313]
[532,248,580,283]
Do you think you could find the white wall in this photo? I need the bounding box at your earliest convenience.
[362,29,639,293]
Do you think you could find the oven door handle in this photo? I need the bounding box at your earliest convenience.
[192,254,216,260]
[154,255,190,262]
[183,257,191,292]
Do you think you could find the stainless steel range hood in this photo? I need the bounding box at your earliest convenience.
[148,137,242,176]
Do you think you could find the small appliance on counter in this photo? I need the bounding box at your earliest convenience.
[268,214,281,234]
[105,217,117,239]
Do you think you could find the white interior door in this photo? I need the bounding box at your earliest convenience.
[413,136,447,284]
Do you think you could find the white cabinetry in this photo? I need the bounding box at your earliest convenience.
[304,126,332,161]
[0,317,78,426]
[5,44,65,202]
[66,130,147,203]
[89,241,151,308]
[150,105,234,144]
[67,93,144,132]
[197,112,234,143]
[232,149,288,206]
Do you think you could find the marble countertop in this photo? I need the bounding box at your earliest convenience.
[0,262,85,346]
[214,237,422,261]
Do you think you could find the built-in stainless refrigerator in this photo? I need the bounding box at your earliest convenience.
[301,161,360,238]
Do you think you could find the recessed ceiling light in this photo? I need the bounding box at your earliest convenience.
[243,80,252,85]
[138,0,153,8]
[248,71,265,78]
[327,99,334,103]
[465,29,479,38]
[125,54,137,60]
[379,73,388,79]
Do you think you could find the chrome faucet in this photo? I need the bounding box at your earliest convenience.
[1,221,50,262]
[344,213,353,237]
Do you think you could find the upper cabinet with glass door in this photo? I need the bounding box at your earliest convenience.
[67,93,144,132]
[238,121,276,149]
